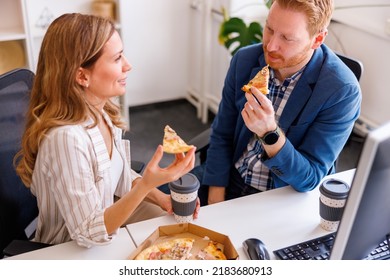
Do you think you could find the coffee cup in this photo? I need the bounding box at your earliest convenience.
[319,178,350,231]
[169,173,200,223]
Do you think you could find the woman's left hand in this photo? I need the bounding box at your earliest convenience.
[159,193,200,220]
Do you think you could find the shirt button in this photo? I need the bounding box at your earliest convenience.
[271,167,283,176]
[248,171,252,175]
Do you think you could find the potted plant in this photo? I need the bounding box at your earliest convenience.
[218,1,390,56]
[218,0,271,56]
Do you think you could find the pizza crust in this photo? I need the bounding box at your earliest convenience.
[196,241,227,260]
[241,65,269,95]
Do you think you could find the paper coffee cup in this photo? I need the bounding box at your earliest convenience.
[169,173,200,223]
[319,179,350,231]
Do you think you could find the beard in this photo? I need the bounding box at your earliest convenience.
[263,43,313,71]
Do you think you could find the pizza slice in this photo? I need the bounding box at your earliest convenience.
[135,238,195,260]
[195,241,227,260]
[162,125,193,154]
[241,64,269,95]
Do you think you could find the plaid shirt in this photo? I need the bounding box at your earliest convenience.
[235,67,305,191]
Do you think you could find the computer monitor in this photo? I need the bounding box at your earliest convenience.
[330,121,390,260]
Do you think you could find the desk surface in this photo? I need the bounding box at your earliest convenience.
[6,169,355,260]
[7,227,135,260]
[126,169,355,260]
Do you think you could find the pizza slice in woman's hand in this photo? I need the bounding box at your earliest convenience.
[162,125,193,154]
[241,65,269,95]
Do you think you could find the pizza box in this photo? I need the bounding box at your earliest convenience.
[128,223,239,260]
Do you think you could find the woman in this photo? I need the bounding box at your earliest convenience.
[15,13,198,247]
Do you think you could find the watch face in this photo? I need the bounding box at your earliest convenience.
[264,131,279,145]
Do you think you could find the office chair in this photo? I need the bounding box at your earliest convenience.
[0,68,52,258]
[189,53,364,165]
[336,52,363,81]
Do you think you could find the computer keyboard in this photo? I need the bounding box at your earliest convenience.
[273,233,390,260]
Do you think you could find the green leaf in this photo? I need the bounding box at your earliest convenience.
[218,17,263,56]
[264,0,272,9]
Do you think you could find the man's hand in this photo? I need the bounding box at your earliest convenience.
[241,87,277,137]
[208,186,226,205]
[241,87,285,157]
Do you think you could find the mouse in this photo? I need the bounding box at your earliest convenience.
[243,238,270,260]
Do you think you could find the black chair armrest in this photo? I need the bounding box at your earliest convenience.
[131,160,145,173]
[3,239,53,258]
[188,128,211,164]
[188,128,211,153]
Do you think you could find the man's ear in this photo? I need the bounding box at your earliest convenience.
[75,67,90,88]
[312,29,328,49]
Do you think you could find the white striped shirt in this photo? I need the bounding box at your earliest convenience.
[31,112,140,247]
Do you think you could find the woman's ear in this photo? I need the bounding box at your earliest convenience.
[76,67,90,88]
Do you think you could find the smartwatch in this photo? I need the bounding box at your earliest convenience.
[257,126,281,145]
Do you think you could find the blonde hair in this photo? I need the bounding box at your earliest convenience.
[15,13,126,187]
[273,0,334,36]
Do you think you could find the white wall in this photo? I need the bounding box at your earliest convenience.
[23,0,94,70]
[119,0,191,107]
[326,1,390,131]
[117,0,390,130]
[188,0,270,123]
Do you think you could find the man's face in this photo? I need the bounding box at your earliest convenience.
[262,2,318,74]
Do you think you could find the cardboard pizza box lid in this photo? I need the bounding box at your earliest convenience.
[128,223,239,260]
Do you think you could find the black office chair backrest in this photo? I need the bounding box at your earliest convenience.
[0,68,38,258]
[336,53,363,81]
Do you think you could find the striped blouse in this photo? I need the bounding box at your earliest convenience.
[31,112,140,247]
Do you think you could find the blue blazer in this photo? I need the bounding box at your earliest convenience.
[203,43,361,192]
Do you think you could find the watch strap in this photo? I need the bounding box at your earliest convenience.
[255,126,281,145]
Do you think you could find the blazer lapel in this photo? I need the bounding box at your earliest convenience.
[235,55,268,160]
[279,48,324,132]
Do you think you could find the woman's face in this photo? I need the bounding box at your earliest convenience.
[83,31,131,108]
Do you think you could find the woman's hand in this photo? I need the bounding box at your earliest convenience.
[140,145,196,191]
[193,197,200,219]
[156,193,173,214]
[158,193,201,220]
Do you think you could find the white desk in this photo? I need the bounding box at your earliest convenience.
[126,169,355,260]
[5,169,355,260]
[7,227,135,260]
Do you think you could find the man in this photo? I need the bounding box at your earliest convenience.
[199,0,361,205]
